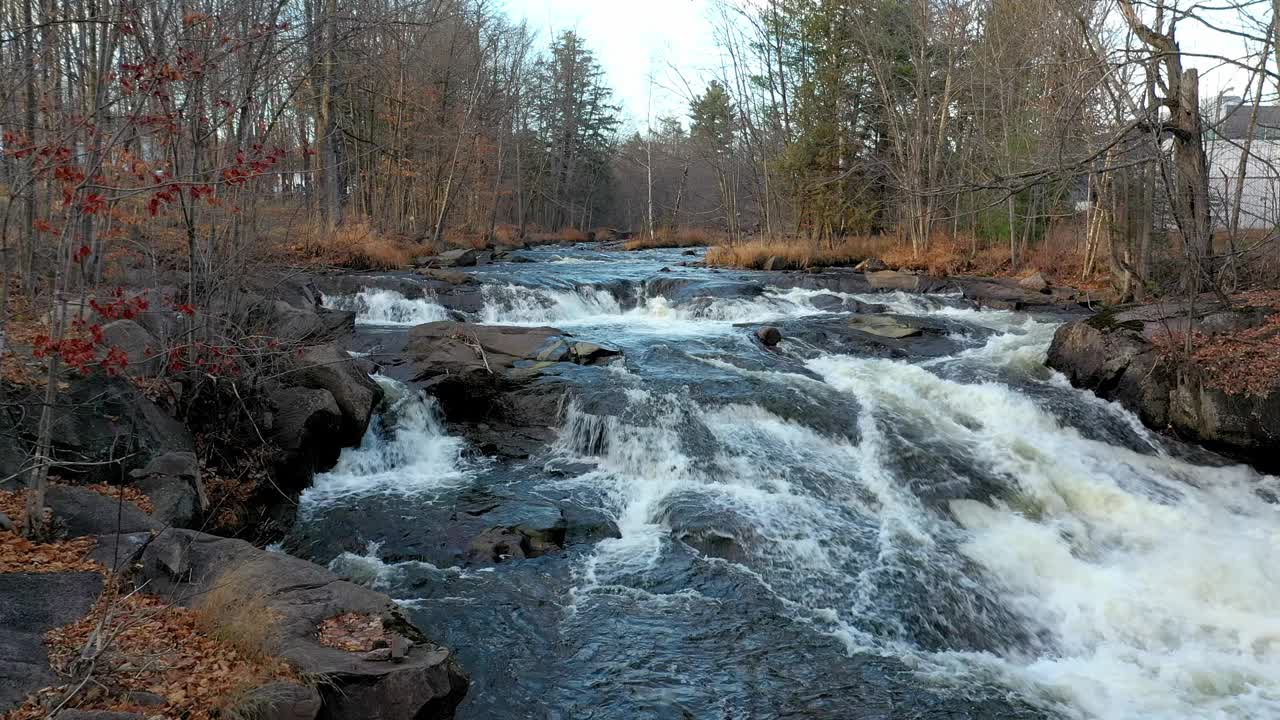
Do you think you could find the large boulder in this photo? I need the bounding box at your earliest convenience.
[100,319,161,377]
[407,322,619,380]
[1047,301,1280,469]
[45,485,159,536]
[129,451,206,528]
[136,529,467,719]
[287,344,382,446]
[437,248,479,267]
[406,323,618,458]
[0,572,104,712]
[0,375,194,485]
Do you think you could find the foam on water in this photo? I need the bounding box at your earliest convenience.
[807,344,1280,720]
[324,288,450,325]
[479,283,860,333]
[303,376,472,505]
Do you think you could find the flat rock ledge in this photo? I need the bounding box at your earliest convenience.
[1,529,467,720]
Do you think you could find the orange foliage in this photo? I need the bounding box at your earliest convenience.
[317,612,387,652]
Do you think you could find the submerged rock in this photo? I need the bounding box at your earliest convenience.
[755,326,783,347]
[847,315,923,339]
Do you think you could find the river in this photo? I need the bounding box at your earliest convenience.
[290,244,1280,720]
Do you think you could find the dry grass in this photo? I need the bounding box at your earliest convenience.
[704,228,1109,287]
[292,221,427,270]
[705,235,898,271]
[524,227,588,245]
[194,563,282,662]
[624,227,719,251]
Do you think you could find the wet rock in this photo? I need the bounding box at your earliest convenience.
[0,572,103,711]
[854,257,888,273]
[466,527,530,563]
[1018,271,1049,293]
[867,270,927,292]
[766,269,873,295]
[408,322,619,380]
[848,315,923,339]
[266,387,345,480]
[46,485,159,537]
[1047,301,1280,469]
[137,528,467,720]
[755,326,782,347]
[777,315,968,360]
[416,267,473,285]
[129,451,206,528]
[682,249,697,256]
[437,248,479,267]
[288,344,382,446]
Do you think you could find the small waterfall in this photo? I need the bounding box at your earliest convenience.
[323,288,451,325]
[303,376,470,505]
[479,283,625,324]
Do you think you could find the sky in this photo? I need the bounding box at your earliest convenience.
[502,0,1270,130]
[503,0,721,129]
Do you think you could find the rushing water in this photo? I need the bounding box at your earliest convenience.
[295,245,1280,720]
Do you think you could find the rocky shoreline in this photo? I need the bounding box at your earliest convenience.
[4,244,1274,719]
[1047,298,1280,471]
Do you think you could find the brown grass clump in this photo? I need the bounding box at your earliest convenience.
[194,563,283,662]
[297,221,427,270]
[624,227,719,250]
[2,593,297,720]
[705,235,898,270]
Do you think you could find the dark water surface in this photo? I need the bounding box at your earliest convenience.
[290,245,1280,720]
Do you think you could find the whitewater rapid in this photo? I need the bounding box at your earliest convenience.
[310,261,1279,720]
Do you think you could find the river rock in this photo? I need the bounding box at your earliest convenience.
[416,267,473,285]
[129,451,206,528]
[854,257,888,273]
[288,344,382,446]
[437,248,479,267]
[848,315,923,339]
[756,326,783,347]
[1018,271,1049,293]
[408,322,620,379]
[135,528,467,719]
[1047,301,1280,469]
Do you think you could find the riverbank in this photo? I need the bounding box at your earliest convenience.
[4,242,1278,719]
